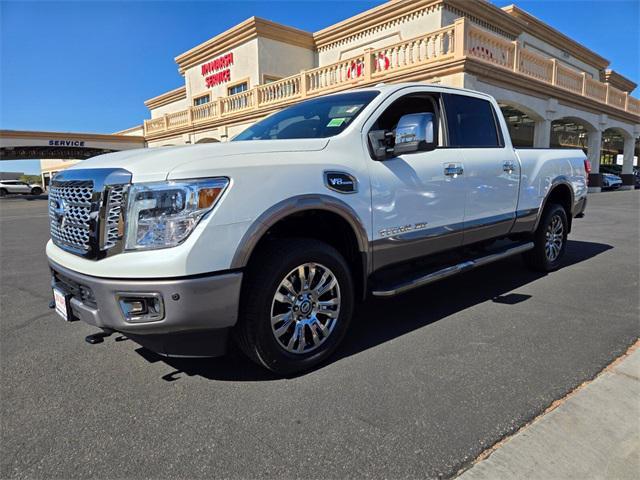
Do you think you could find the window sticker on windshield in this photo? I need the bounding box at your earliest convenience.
[345,106,359,114]
[327,117,346,127]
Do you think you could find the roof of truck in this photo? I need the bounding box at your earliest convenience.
[340,82,495,100]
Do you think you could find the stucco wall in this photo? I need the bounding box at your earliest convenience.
[441,8,601,79]
[517,32,600,79]
[317,7,442,65]
[116,126,144,137]
[257,37,315,81]
[150,98,188,119]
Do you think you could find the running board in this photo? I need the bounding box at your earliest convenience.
[371,242,534,297]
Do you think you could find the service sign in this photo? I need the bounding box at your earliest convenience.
[201,52,234,88]
[49,140,85,147]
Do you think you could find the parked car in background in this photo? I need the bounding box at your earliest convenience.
[0,180,43,196]
[602,173,623,190]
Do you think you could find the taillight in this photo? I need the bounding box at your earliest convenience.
[584,159,591,185]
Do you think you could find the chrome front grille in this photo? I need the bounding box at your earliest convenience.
[48,168,132,259]
[48,181,94,253]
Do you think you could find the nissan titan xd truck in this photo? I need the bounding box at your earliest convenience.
[47,83,588,374]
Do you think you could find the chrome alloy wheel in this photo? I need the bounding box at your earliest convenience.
[544,214,564,262]
[270,263,341,354]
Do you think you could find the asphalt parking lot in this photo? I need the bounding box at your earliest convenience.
[1,191,638,479]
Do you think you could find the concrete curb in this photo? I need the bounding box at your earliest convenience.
[456,340,640,479]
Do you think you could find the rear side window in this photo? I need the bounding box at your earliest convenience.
[444,94,503,148]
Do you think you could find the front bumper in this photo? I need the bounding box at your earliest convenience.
[49,260,243,357]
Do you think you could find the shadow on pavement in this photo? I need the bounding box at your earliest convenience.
[0,194,49,201]
[134,239,613,382]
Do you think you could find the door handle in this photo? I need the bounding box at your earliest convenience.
[444,163,464,177]
[503,161,516,173]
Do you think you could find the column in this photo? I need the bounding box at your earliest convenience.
[587,129,603,193]
[535,98,557,148]
[533,119,551,148]
[620,135,637,190]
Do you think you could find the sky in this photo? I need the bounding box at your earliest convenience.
[1,0,639,174]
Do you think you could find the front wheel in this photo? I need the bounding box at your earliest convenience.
[30,187,43,195]
[235,239,354,375]
[523,204,568,272]
[0,188,7,197]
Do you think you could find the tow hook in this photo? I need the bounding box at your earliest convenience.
[85,328,115,345]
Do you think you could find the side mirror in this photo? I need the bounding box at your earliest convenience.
[393,113,436,156]
[368,130,395,161]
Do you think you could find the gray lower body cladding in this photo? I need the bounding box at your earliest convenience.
[49,260,243,357]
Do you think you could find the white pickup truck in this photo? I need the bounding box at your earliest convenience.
[47,83,588,374]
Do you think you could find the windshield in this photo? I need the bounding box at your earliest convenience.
[233,91,379,141]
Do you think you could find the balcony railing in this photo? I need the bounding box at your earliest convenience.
[145,19,639,137]
[464,22,640,116]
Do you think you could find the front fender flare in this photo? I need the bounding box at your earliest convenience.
[230,194,371,272]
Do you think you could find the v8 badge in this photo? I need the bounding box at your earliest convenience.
[324,171,358,194]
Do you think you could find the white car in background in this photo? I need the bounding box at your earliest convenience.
[601,173,622,190]
[0,180,44,197]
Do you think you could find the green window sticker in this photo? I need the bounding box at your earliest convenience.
[327,117,346,127]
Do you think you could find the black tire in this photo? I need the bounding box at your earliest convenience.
[0,188,7,197]
[523,203,568,272]
[30,187,43,195]
[235,238,354,375]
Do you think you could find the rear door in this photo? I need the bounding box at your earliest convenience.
[442,93,520,244]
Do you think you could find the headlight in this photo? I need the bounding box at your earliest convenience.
[125,178,229,251]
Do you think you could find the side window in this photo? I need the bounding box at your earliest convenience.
[373,93,438,135]
[444,94,503,148]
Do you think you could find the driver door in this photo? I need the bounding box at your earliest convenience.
[364,89,466,271]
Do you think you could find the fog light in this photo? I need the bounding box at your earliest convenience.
[117,293,164,323]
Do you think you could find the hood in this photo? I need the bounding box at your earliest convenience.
[69,138,329,183]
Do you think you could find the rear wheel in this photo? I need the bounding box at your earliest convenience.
[235,238,354,375]
[0,188,7,197]
[523,203,568,272]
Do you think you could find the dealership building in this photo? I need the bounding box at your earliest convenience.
[140,0,640,191]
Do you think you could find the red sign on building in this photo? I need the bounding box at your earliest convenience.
[201,53,234,88]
